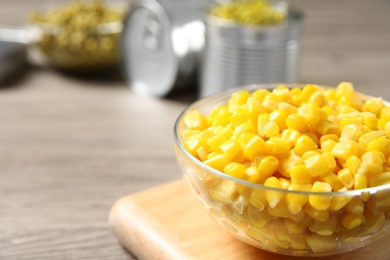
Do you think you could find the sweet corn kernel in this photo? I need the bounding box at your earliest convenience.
[286,184,311,214]
[246,166,261,183]
[233,121,256,135]
[249,189,268,210]
[209,179,239,203]
[302,150,320,160]
[247,205,272,228]
[341,124,363,141]
[279,102,298,115]
[354,173,368,190]
[286,113,308,132]
[264,177,283,208]
[346,155,361,174]
[231,90,250,106]
[265,138,291,156]
[363,211,386,233]
[319,134,339,144]
[316,120,339,136]
[342,213,365,230]
[367,136,390,156]
[362,97,384,117]
[207,126,233,151]
[224,162,246,179]
[331,141,358,161]
[183,110,208,130]
[212,108,232,127]
[307,234,337,253]
[220,139,241,160]
[305,204,330,222]
[252,88,270,102]
[264,121,280,138]
[245,97,267,123]
[305,154,329,177]
[257,113,269,137]
[358,131,385,147]
[320,139,337,153]
[295,135,318,156]
[269,110,287,131]
[320,171,344,191]
[204,153,229,172]
[309,182,332,210]
[309,215,338,236]
[281,128,301,146]
[278,150,304,178]
[243,135,266,160]
[330,194,353,211]
[369,171,390,187]
[257,156,279,179]
[338,168,354,189]
[290,165,311,184]
[298,103,321,125]
[230,111,247,126]
[360,111,378,129]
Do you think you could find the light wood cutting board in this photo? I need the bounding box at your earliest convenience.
[109,179,390,260]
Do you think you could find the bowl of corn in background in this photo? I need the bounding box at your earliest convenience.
[174,83,390,256]
[28,0,128,72]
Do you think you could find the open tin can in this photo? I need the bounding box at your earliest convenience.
[200,9,304,97]
[122,0,208,97]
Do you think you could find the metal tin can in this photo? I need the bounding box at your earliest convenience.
[122,0,208,97]
[200,10,304,97]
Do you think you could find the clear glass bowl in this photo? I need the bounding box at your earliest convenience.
[28,0,128,72]
[173,84,390,257]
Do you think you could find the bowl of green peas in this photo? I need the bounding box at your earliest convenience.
[28,0,128,72]
[174,82,390,256]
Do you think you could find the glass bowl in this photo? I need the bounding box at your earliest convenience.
[174,83,390,257]
[28,0,128,72]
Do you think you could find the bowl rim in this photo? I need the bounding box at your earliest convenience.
[174,83,390,196]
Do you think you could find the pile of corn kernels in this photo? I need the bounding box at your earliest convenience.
[181,83,390,254]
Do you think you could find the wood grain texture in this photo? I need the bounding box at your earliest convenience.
[110,180,390,260]
[0,0,389,259]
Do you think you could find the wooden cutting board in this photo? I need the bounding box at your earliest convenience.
[109,179,390,259]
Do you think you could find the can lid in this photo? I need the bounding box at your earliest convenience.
[122,0,180,97]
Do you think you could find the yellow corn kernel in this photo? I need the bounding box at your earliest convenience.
[267,198,291,218]
[252,88,270,102]
[233,121,256,135]
[262,99,279,111]
[346,196,365,215]
[359,111,378,129]
[286,184,311,214]
[290,165,311,184]
[197,146,210,161]
[284,218,307,235]
[338,168,354,189]
[247,205,272,228]
[279,102,298,115]
[230,111,247,126]
[354,173,367,190]
[231,89,250,106]
[243,135,266,160]
[319,134,339,144]
[307,234,337,253]
[315,120,339,136]
[364,211,386,233]
[209,179,239,203]
[249,189,268,210]
[204,153,229,172]
[279,177,291,190]
[309,182,332,210]
[264,121,280,138]
[236,132,255,147]
[305,154,329,177]
[361,151,386,165]
[309,215,338,236]
[265,137,291,156]
[220,139,241,160]
[257,113,269,138]
[308,90,325,107]
[367,136,390,156]
[322,152,337,170]
[212,108,232,127]
[257,156,279,179]
[320,139,337,153]
[245,97,267,123]
[330,193,353,211]
[342,213,365,230]
[346,155,361,174]
[331,141,358,161]
[357,161,383,177]
[322,105,337,117]
[264,176,283,208]
[301,150,320,160]
[339,117,362,129]
[278,150,304,178]
[207,126,233,151]
[294,135,318,156]
[300,84,320,102]
[305,204,330,222]
[281,128,301,146]
[358,131,385,147]
[269,110,287,131]
[224,162,246,179]
[369,171,390,187]
[362,97,384,117]
[320,171,344,191]
[246,166,261,183]
[341,124,363,141]
[298,103,321,125]
[286,113,308,132]
[264,92,279,102]
[183,110,208,130]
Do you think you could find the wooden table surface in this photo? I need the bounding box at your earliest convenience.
[0,0,390,259]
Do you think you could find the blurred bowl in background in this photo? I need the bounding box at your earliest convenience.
[28,0,129,72]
